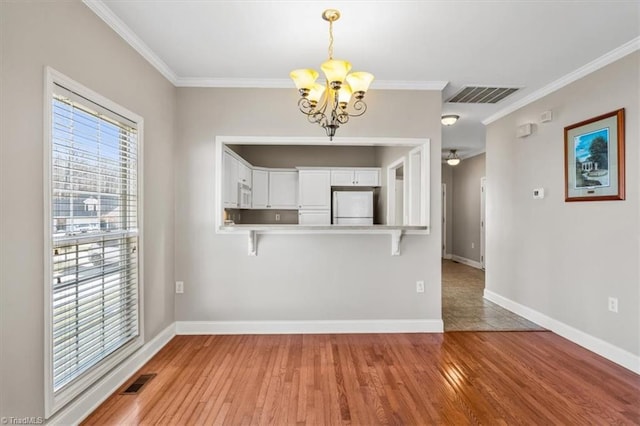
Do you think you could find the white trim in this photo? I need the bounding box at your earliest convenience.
[82,0,178,84]
[216,135,429,146]
[451,254,483,269]
[407,144,430,227]
[175,77,448,90]
[44,67,145,418]
[443,253,453,260]
[441,183,446,257]
[480,177,486,270]
[48,324,176,426]
[484,290,640,375]
[176,320,443,335]
[483,36,640,125]
[81,1,449,92]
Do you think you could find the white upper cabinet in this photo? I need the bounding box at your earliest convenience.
[251,169,298,210]
[238,162,252,188]
[251,169,269,209]
[354,169,380,186]
[223,152,239,208]
[298,170,331,209]
[268,171,298,209]
[330,168,380,187]
[329,169,353,186]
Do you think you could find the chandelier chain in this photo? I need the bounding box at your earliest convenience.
[328,19,334,60]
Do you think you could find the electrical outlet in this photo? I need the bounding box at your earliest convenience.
[471,242,475,249]
[608,297,618,313]
[275,213,281,221]
[416,280,425,293]
[176,281,184,294]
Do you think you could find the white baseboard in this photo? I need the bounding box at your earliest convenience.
[443,253,453,260]
[176,319,444,335]
[49,323,176,426]
[484,289,640,375]
[451,254,482,269]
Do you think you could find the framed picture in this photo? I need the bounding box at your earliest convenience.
[564,109,625,202]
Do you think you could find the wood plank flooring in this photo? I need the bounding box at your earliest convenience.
[83,332,640,425]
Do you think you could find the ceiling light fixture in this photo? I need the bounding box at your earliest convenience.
[290,9,374,141]
[441,114,460,126]
[446,149,461,166]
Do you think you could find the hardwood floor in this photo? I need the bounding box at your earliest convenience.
[83,332,640,425]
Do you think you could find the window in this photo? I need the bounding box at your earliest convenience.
[44,68,143,417]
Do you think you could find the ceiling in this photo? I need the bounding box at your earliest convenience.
[89,1,639,158]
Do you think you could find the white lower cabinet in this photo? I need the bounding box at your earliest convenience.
[299,210,331,225]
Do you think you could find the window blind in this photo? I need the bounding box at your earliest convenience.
[50,84,140,393]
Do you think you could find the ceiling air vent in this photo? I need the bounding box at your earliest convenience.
[447,86,519,104]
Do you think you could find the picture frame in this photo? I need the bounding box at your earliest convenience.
[564,109,625,202]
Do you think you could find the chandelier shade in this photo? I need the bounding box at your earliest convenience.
[446,149,461,166]
[308,83,326,103]
[290,9,374,140]
[321,59,352,84]
[346,72,375,95]
[290,69,319,92]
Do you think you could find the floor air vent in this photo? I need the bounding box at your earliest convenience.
[447,86,519,104]
[121,373,156,395]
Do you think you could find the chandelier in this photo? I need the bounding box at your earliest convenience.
[290,9,374,140]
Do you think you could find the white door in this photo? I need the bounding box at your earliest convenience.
[251,169,269,208]
[354,169,379,186]
[480,177,486,270]
[269,171,298,209]
[299,170,331,209]
[330,170,354,186]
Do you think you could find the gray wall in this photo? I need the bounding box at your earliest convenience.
[451,153,485,262]
[232,145,377,168]
[175,88,442,322]
[0,2,176,418]
[441,164,453,256]
[486,52,639,356]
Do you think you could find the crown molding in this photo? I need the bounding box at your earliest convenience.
[482,36,640,125]
[82,0,178,84]
[83,0,448,91]
[175,77,448,90]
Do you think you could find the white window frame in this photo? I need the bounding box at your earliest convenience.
[43,67,144,418]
